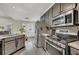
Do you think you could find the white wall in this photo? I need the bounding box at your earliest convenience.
[0,16,22,34]
[0,16,36,37]
[12,20,22,34]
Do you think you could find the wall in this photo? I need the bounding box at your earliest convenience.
[0,16,22,34]
[22,21,36,37]
[0,16,36,37]
[12,20,22,34]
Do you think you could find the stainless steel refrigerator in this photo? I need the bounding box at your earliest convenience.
[35,21,42,48]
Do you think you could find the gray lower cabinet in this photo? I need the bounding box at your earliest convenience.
[77,4,79,19]
[70,48,79,55]
[4,40,16,55]
[2,35,25,55]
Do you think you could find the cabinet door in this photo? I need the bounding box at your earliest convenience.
[44,12,49,25]
[48,8,53,26]
[53,3,61,17]
[77,3,79,20]
[4,40,16,55]
[70,48,79,55]
[61,3,75,12]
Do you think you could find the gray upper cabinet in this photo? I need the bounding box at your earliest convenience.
[49,8,52,19]
[61,3,76,13]
[44,12,49,26]
[52,3,61,17]
[77,3,79,19]
[48,8,53,26]
[41,15,45,22]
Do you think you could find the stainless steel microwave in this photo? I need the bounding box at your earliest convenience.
[52,9,78,27]
[65,10,78,26]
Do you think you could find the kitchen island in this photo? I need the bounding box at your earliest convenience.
[0,34,26,55]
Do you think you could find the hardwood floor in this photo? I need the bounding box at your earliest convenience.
[14,37,48,55]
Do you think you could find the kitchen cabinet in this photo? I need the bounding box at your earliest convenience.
[44,12,49,26]
[0,34,25,55]
[70,48,79,55]
[45,12,49,25]
[41,15,45,22]
[68,41,79,55]
[4,40,16,55]
[61,3,76,13]
[48,8,53,26]
[15,35,25,50]
[76,3,79,19]
[52,3,61,17]
[4,37,16,55]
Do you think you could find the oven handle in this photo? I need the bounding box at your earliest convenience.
[46,41,63,52]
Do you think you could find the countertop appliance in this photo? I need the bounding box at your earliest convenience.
[46,29,78,55]
[52,9,78,27]
[65,9,78,25]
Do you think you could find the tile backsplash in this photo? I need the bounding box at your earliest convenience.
[55,26,79,34]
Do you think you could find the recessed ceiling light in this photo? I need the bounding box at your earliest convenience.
[12,6,15,8]
[25,17,29,19]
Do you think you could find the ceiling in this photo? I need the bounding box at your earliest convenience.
[0,3,53,21]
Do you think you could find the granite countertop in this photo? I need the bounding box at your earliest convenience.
[41,33,50,36]
[0,34,25,41]
[68,41,79,50]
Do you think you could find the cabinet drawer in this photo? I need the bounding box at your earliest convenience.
[4,37,15,42]
[71,48,79,55]
[5,40,16,55]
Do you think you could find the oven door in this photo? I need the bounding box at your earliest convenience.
[46,40,65,55]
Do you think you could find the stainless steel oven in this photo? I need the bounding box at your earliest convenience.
[46,39,65,55]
